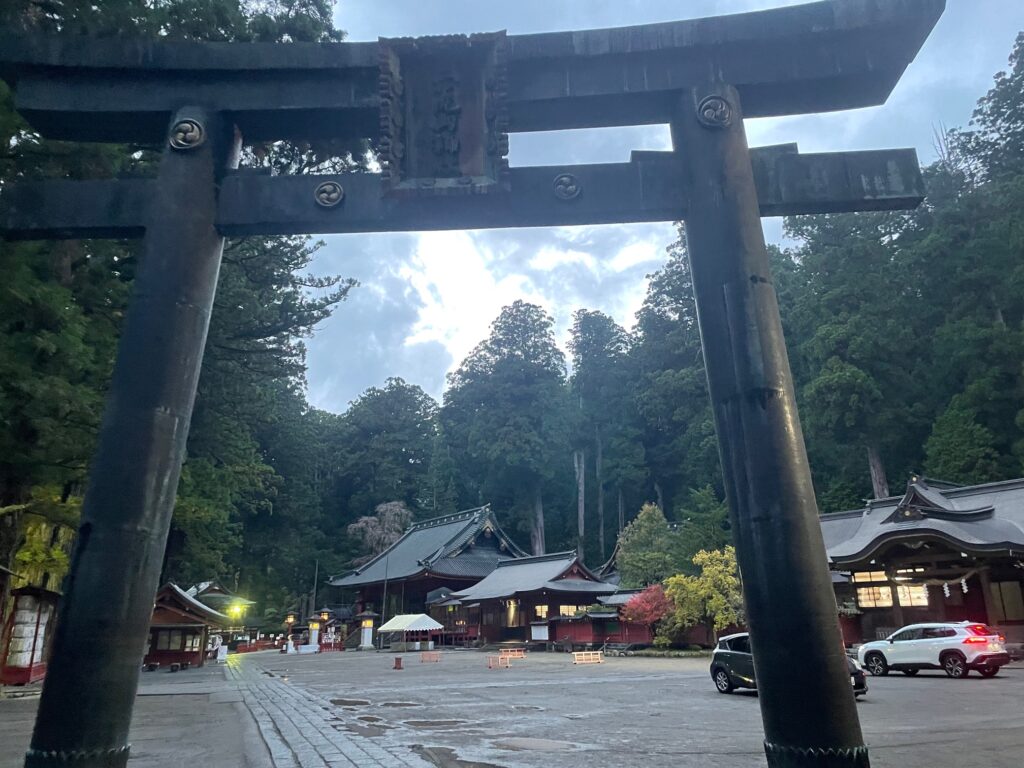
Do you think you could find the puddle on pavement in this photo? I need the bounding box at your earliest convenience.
[493,737,579,753]
[412,745,506,768]
[404,719,467,729]
[511,705,543,712]
[358,715,384,723]
[331,698,369,706]
[380,701,420,708]
[336,721,392,738]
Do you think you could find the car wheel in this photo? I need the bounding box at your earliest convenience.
[942,652,969,678]
[713,668,735,694]
[864,653,888,676]
[978,666,999,678]
[902,668,919,676]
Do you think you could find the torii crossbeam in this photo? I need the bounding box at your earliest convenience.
[0,2,945,767]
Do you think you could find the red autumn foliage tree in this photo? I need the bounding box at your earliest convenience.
[621,584,672,631]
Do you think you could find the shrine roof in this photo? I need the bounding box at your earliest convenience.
[822,477,1024,567]
[451,552,617,602]
[155,583,228,627]
[599,589,643,607]
[328,506,527,589]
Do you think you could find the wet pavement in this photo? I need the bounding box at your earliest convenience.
[3,650,1022,767]
[235,649,1024,768]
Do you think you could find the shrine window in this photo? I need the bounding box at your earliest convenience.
[896,585,928,607]
[852,571,887,583]
[535,605,549,619]
[856,586,892,608]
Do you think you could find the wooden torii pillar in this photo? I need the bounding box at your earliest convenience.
[0,1,944,766]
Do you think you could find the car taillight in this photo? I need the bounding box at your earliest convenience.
[998,635,1005,643]
[962,636,987,644]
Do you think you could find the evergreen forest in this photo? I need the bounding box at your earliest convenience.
[2,1,1023,624]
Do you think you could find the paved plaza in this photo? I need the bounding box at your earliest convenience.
[2,650,1023,768]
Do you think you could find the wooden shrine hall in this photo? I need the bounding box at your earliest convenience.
[143,584,228,670]
[823,477,1024,652]
[327,506,528,630]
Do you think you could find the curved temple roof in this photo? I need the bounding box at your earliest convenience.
[451,551,617,602]
[329,506,528,589]
[823,478,1024,567]
[0,0,945,142]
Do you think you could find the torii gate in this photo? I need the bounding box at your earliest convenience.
[1,1,944,766]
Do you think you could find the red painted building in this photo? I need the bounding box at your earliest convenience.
[450,552,620,644]
[144,583,227,669]
[328,506,528,626]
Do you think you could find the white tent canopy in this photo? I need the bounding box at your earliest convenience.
[377,613,443,633]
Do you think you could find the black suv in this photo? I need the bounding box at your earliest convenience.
[710,632,867,697]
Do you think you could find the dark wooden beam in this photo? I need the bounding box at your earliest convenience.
[0,147,924,240]
[0,0,945,143]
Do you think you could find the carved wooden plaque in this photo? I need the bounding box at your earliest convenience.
[379,32,509,197]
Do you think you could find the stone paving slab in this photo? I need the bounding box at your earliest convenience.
[227,653,432,768]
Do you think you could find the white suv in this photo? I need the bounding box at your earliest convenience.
[858,622,1009,678]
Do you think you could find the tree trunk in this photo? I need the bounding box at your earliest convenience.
[595,426,605,560]
[654,481,665,514]
[531,483,546,555]
[573,449,585,562]
[866,443,890,499]
[617,486,625,533]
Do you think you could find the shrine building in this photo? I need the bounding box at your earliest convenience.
[448,551,622,645]
[144,583,228,669]
[327,506,528,628]
[823,477,1024,653]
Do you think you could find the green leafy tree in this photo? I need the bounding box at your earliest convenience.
[673,486,731,566]
[617,503,681,587]
[662,546,744,644]
[568,309,634,560]
[327,378,438,521]
[442,301,571,554]
[924,397,1002,484]
[632,226,720,514]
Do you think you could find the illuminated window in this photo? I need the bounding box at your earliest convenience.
[184,634,201,652]
[852,571,887,583]
[559,605,582,617]
[857,586,893,608]
[897,585,928,607]
[535,605,549,619]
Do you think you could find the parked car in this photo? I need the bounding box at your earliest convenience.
[857,621,1009,679]
[710,632,867,696]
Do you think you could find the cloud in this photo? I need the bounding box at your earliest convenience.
[305,0,1024,414]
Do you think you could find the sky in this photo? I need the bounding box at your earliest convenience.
[302,0,1024,414]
